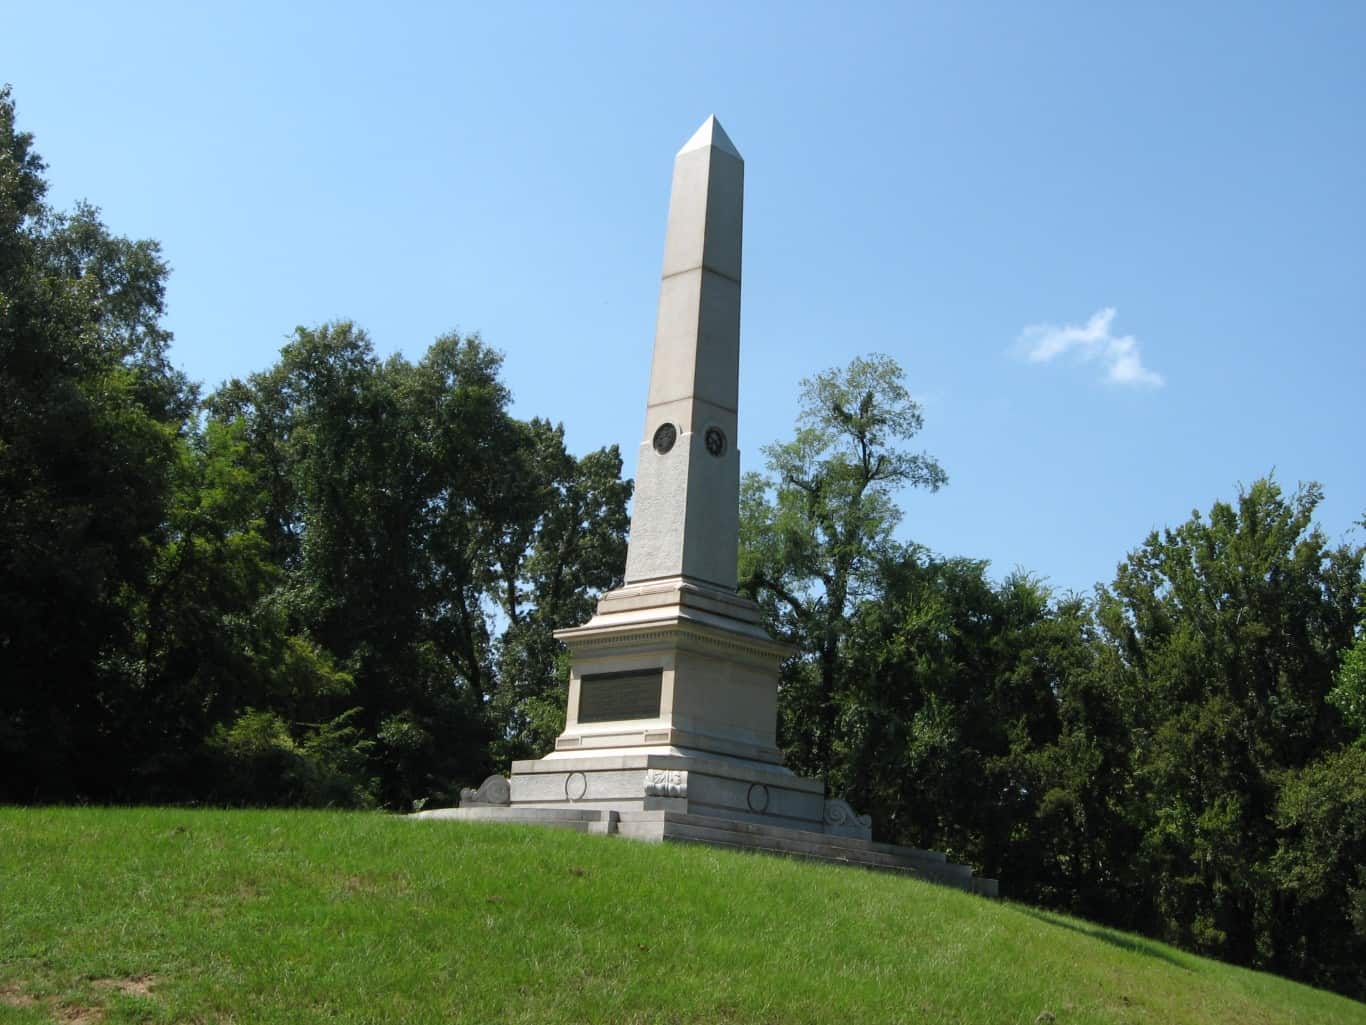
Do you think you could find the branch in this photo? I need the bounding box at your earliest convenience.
[749,569,809,622]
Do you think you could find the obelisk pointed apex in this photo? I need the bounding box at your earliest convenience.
[677,115,742,160]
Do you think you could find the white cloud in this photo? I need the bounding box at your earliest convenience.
[1019,307,1164,388]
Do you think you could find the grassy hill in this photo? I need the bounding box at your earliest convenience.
[0,808,1361,1025]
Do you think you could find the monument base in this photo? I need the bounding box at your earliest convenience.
[414,574,997,894]
[422,752,999,896]
[548,576,793,766]
[507,749,862,836]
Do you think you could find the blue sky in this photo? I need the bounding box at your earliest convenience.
[5,2,1363,595]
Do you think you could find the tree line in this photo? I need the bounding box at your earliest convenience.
[740,357,1365,998]
[0,88,628,812]
[2,89,1363,999]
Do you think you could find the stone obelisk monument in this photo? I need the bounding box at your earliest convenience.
[506,115,836,829]
[433,117,995,893]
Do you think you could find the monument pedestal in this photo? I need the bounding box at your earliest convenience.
[546,577,787,765]
[510,752,832,833]
[504,576,865,836]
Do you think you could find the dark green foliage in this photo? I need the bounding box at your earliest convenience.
[206,323,512,805]
[205,327,630,805]
[1092,480,1362,981]
[1271,745,1366,993]
[745,438,1365,997]
[205,708,376,807]
[0,86,194,799]
[488,421,631,764]
[0,88,630,809]
[837,558,1083,880]
[1329,591,1366,741]
[739,354,946,775]
[740,353,1364,998]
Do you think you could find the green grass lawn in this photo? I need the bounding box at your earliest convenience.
[1,808,1361,1025]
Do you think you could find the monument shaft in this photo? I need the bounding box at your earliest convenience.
[539,115,787,769]
[624,117,743,590]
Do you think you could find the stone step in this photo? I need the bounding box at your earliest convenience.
[699,810,943,865]
[655,821,933,877]
[621,810,964,875]
[665,834,923,876]
[414,806,997,897]
[412,807,612,834]
[617,810,983,891]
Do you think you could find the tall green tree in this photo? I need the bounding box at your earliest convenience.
[1270,744,1366,996]
[129,414,369,804]
[489,420,631,763]
[206,325,510,805]
[0,85,634,808]
[1094,478,1362,975]
[206,325,633,806]
[1328,581,1366,743]
[0,86,195,800]
[837,553,1097,883]
[1267,578,1366,995]
[739,354,946,776]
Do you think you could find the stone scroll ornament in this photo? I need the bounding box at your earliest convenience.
[459,775,511,807]
[822,798,873,840]
[643,768,687,798]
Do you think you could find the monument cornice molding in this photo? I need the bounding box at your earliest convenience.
[556,618,794,662]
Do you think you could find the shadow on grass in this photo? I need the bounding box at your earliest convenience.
[1019,907,1191,971]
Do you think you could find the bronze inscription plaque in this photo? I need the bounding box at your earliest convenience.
[577,670,663,723]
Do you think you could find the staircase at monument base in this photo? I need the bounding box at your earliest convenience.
[413,805,998,897]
